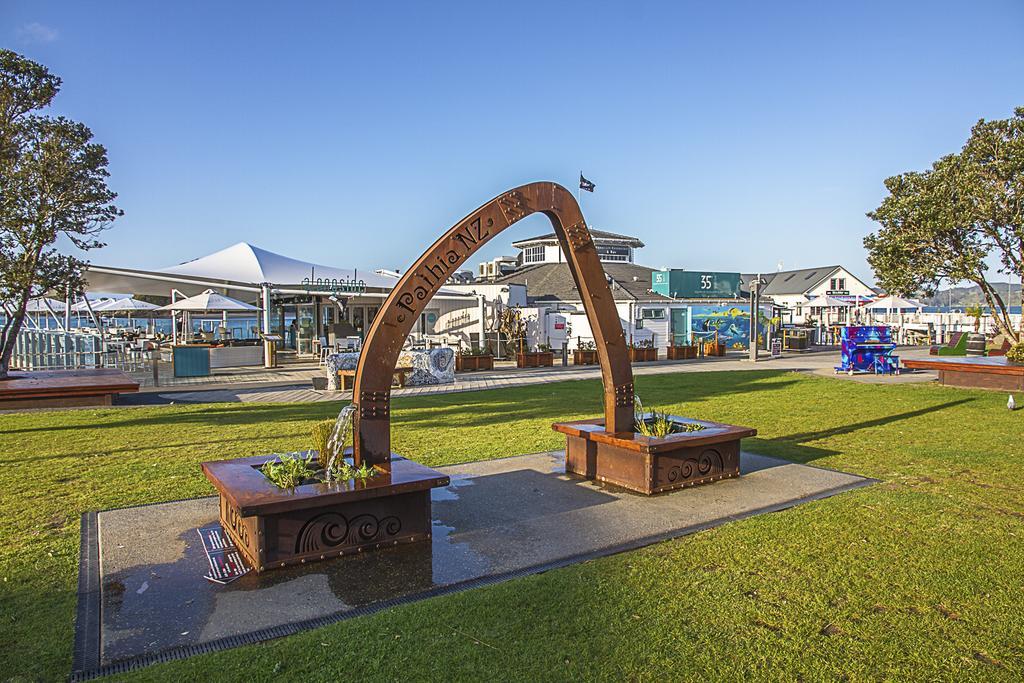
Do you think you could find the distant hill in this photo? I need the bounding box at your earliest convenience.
[921,283,1021,307]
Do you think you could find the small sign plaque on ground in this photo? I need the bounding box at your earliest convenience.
[197,524,249,584]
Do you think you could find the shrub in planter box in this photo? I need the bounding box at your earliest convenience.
[553,401,756,495]
[629,344,658,362]
[703,341,725,357]
[455,351,494,371]
[517,349,554,367]
[573,349,598,365]
[666,345,697,360]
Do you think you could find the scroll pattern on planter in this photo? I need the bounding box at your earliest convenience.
[295,511,402,554]
[664,448,725,483]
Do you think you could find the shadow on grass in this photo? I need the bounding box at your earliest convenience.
[746,398,975,464]
[1,370,797,435]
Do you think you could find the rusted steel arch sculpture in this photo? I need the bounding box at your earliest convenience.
[353,182,635,465]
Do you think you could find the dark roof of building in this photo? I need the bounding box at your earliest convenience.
[492,262,670,303]
[745,266,842,296]
[511,229,645,249]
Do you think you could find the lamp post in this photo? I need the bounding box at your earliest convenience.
[749,274,764,362]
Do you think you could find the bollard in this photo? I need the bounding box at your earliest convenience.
[151,349,160,387]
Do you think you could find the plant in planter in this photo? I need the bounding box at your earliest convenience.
[629,338,657,362]
[311,419,335,468]
[635,409,706,437]
[666,341,697,360]
[966,305,983,332]
[1007,342,1024,364]
[498,306,526,360]
[573,339,599,365]
[456,344,494,371]
[517,342,554,367]
[260,453,319,489]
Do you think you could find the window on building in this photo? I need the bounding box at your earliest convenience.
[523,245,545,263]
[641,308,665,320]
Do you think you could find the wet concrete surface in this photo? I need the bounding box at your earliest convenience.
[91,451,871,668]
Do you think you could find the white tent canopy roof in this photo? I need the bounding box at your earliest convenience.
[158,289,258,312]
[83,242,470,300]
[158,242,397,289]
[862,295,922,310]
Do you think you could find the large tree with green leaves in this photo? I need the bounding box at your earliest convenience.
[865,107,1024,343]
[0,50,122,377]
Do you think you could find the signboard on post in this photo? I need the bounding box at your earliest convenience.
[651,270,741,299]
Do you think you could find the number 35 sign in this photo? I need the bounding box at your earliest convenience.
[651,270,741,299]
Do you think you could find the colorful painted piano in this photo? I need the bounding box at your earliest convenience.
[835,326,900,375]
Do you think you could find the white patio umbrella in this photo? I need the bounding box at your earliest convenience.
[71,297,115,312]
[157,290,258,312]
[94,297,161,313]
[23,297,67,313]
[94,297,162,332]
[862,295,921,311]
[806,295,852,309]
[158,289,258,343]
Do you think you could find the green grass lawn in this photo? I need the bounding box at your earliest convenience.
[1,369,1023,681]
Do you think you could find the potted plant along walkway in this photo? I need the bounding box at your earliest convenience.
[573,340,598,365]
[456,345,494,371]
[666,343,697,360]
[518,345,554,367]
[703,334,726,357]
[629,339,658,362]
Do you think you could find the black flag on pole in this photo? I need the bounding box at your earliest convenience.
[579,174,596,192]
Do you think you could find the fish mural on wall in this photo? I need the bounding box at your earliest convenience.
[689,305,768,350]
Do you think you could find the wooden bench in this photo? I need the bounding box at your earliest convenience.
[0,369,140,409]
[337,366,414,391]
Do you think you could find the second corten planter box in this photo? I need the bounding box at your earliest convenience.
[455,354,494,371]
[552,415,756,495]
[201,453,449,572]
[666,345,697,360]
[517,351,554,367]
[573,349,598,365]
[629,347,658,362]
[703,342,726,357]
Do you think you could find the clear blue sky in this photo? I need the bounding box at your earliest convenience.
[5,1,1023,283]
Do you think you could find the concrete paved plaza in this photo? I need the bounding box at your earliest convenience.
[76,450,872,677]
[122,347,937,406]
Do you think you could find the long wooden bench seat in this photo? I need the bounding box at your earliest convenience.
[0,369,140,409]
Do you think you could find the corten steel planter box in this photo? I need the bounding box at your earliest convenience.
[455,354,494,371]
[552,415,756,495]
[517,351,554,368]
[201,453,449,572]
[666,345,697,360]
[629,347,658,362]
[703,342,726,357]
[573,349,598,365]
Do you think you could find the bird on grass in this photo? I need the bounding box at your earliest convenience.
[1009,394,1017,411]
